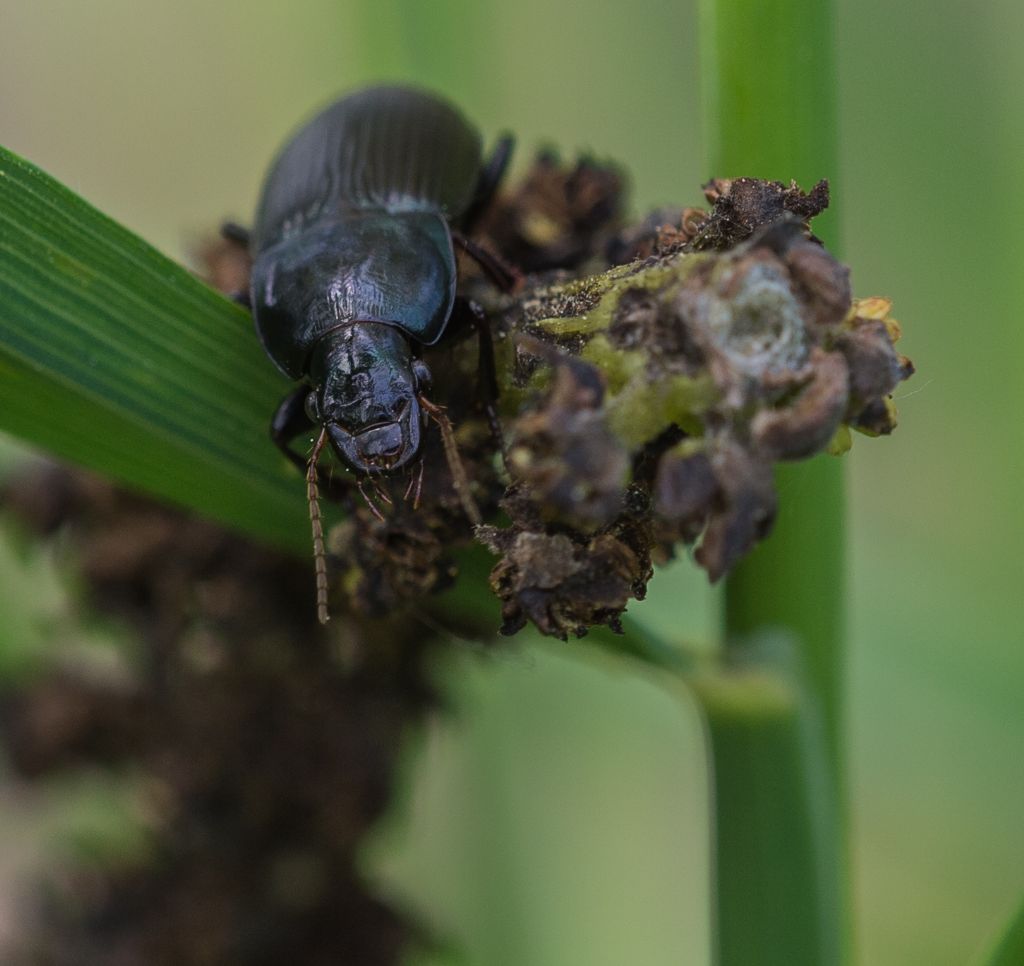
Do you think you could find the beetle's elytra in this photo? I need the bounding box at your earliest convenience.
[249,85,513,478]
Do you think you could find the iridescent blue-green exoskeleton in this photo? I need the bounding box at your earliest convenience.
[241,86,514,621]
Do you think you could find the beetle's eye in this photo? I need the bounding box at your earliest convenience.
[304,391,320,423]
[412,360,432,391]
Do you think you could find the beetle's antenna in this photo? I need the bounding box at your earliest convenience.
[418,394,482,526]
[306,427,330,625]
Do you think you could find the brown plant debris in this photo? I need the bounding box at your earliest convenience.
[0,465,451,966]
[479,522,650,639]
[204,166,911,641]
[691,177,832,250]
[504,342,630,530]
[476,150,625,272]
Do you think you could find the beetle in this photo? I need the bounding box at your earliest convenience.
[236,86,515,620]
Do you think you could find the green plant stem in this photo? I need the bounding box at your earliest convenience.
[692,640,841,966]
[699,0,847,963]
[725,459,845,753]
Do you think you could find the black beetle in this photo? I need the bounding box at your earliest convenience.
[235,86,514,620]
[248,85,513,475]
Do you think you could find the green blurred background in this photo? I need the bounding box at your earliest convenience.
[1,2,1021,964]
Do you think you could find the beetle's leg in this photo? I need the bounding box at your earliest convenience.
[419,394,483,527]
[454,135,520,291]
[220,221,252,247]
[271,388,351,501]
[451,297,508,470]
[475,316,510,472]
[452,231,521,293]
[460,133,515,232]
[271,386,314,473]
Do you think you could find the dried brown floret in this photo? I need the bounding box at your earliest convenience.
[751,349,851,460]
[836,297,914,434]
[477,150,625,272]
[783,237,852,329]
[479,525,646,640]
[836,320,915,413]
[651,439,778,581]
[605,206,708,263]
[505,348,629,530]
[692,177,831,251]
[652,447,718,545]
[851,397,900,436]
[695,443,778,582]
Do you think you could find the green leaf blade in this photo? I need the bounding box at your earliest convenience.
[979,895,1024,966]
[0,145,315,553]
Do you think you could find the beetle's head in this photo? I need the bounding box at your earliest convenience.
[308,323,431,475]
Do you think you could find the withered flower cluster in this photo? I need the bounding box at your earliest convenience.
[326,166,913,639]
